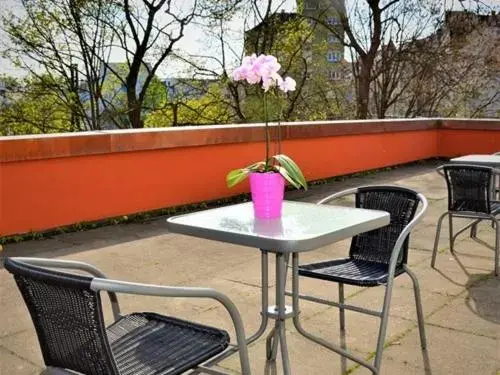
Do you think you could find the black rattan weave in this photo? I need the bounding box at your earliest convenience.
[443,165,494,213]
[4,257,119,375]
[108,313,229,375]
[4,258,231,375]
[299,186,419,287]
[298,258,405,286]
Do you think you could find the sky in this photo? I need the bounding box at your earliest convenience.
[0,0,499,79]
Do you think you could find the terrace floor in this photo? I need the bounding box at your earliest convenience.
[1,160,499,375]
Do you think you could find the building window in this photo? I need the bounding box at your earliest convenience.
[327,51,342,62]
[327,16,340,25]
[330,71,342,80]
[304,1,317,9]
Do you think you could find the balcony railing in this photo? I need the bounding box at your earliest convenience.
[1,118,498,236]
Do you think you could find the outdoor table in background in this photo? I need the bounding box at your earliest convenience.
[167,201,390,374]
[449,154,500,167]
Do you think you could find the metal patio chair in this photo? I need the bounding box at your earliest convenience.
[494,152,500,200]
[4,257,251,375]
[431,164,500,276]
[291,186,428,375]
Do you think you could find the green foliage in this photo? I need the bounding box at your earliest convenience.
[242,15,355,122]
[98,63,167,128]
[226,154,308,190]
[144,83,233,127]
[0,74,72,135]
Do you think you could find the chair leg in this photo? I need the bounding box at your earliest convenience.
[404,267,427,350]
[432,212,449,268]
[373,285,394,374]
[339,283,347,375]
[448,214,454,254]
[495,218,499,277]
[471,223,477,238]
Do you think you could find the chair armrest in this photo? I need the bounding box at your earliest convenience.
[317,187,359,205]
[436,165,445,177]
[387,193,428,280]
[11,257,121,319]
[91,278,251,375]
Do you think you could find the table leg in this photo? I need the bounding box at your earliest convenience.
[246,251,270,344]
[266,252,291,374]
[266,327,278,360]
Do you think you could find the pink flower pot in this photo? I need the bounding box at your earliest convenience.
[249,172,285,219]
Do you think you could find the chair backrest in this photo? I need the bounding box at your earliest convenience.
[442,164,493,214]
[349,186,420,267]
[4,258,119,375]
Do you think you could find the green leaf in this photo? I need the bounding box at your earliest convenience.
[226,168,250,188]
[270,154,308,190]
[246,161,266,171]
[275,166,301,189]
[226,161,266,188]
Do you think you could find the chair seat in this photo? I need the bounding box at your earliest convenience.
[298,258,405,287]
[107,312,229,375]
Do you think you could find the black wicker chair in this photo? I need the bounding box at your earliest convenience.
[431,164,500,276]
[4,257,251,375]
[291,186,428,375]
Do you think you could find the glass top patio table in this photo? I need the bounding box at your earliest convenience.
[166,200,390,374]
[449,154,500,167]
[166,200,390,253]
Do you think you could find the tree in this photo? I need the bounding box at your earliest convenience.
[144,83,233,127]
[2,0,203,129]
[175,0,352,124]
[377,9,500,118]
[1,0,119,130]
[300,0,444,119]
[0,74,72,135]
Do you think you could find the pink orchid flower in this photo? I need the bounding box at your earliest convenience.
[262,72,283,92]
[278,76,296,93]
[232,66,248,81]
[231,54,294,93]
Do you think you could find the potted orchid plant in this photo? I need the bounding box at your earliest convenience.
[226,54,307,219]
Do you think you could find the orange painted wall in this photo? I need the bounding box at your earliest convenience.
[0,129,500,236]
[438,129,500,157]
[1,130,438,236]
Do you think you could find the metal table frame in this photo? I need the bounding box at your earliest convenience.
[449,154,500,168]
[167,201,390,374]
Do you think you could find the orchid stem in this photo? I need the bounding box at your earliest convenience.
[264,92,270,171]
[278,95,282,157]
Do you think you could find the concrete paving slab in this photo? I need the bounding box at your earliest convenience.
[383,325,499,375]
[2,238,77,259]
[220,327,344,374]
[0,346,42,375]
[346,284,452,321]
[298,306,414,354]
[393,171,448,200]
[351,356,428,375]
[0,270,35,337]
[427,280,500,338]
[0,330,44,369]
